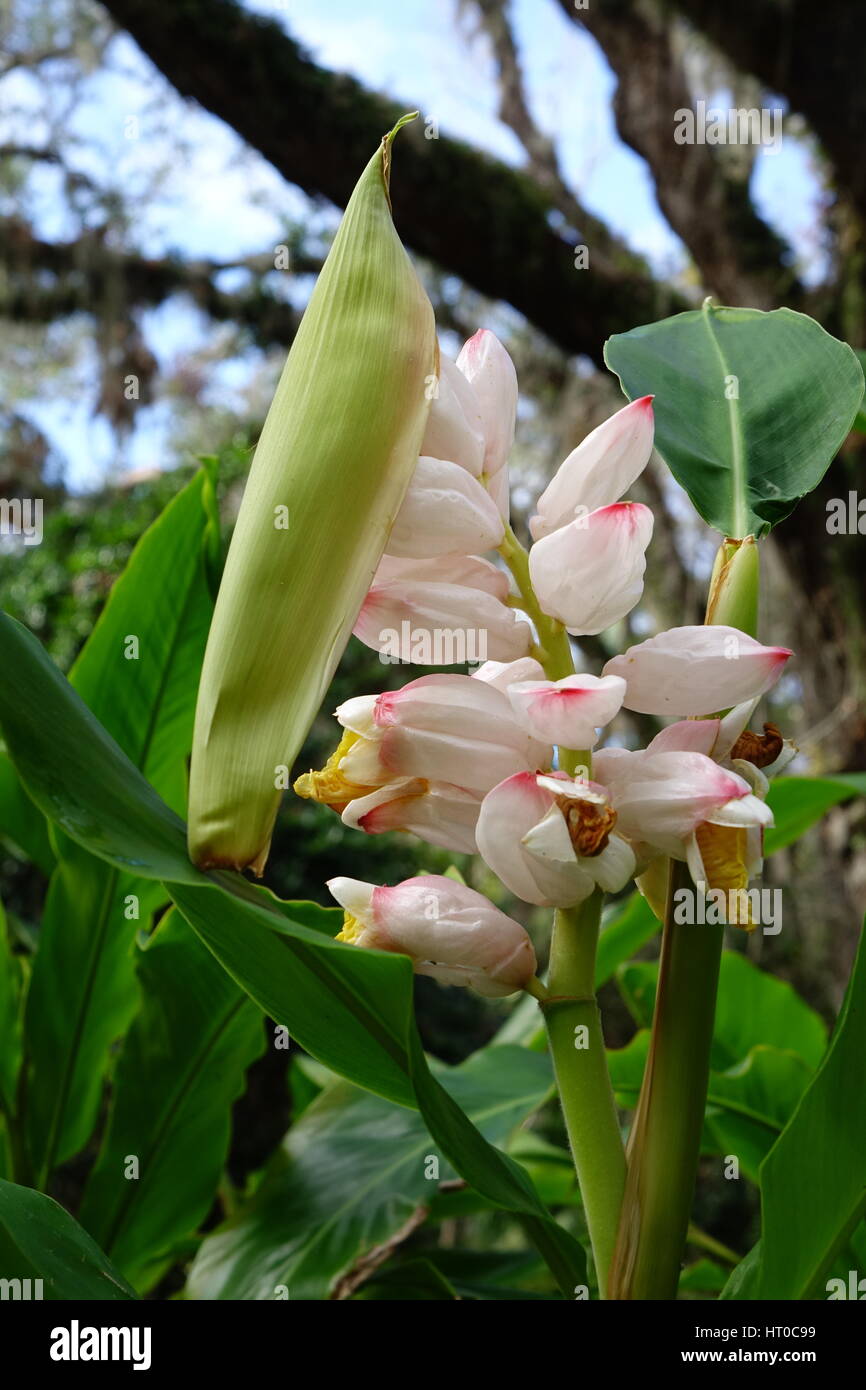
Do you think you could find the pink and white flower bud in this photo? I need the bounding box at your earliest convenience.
[476,771,635,908]
[529,501,654,636]
[341,778,482,854]
[456,330,517,477]
[507,673,627,749]
[386,455,505,558]
[472,655,547,691]
[327,873,537,997]
[421,355,486,476]
[602,625,792,716]
[353,553,532,664]
[337,673,551,796]
[530,396,654,540]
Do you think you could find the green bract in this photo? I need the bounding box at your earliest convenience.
[188,115,437,873]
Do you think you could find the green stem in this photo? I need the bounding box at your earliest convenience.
[498,524,588,776]
[608,861,723,1299]
[501,524,624,1289]
[543,892,627,1297]
[686,1222,741,1268]
[608,535,760,1300]
[498,524,573,679]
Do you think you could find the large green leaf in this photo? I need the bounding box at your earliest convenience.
[757,922,866,1298]
[187,1045,553,1301]
[0,613,585,1294]
[765,774,866,856]
[0,1179,137,1300]
[22,467,218,1176]
[612,948,825,1186]
[605,304,863,538]
[0,750,54,874]
[0,895,23,1118]
[617,950,826,1070]
[79,909,265,1292]
[609,1032,811,1182]
[595,892,659,988]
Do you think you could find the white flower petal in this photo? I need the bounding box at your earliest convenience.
[386,455,505,558]
[529,502,653,636]
[421,355,485,475]
[530,396,654,538]
[472,656,546,690]
[508,673,626,748]
[456,330,517,476]
[603,625,792,716]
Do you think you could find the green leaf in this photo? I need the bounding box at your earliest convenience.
[187,1045,553,1301]
[596,892,659,988]
[0,750,54,874]
[613,947,826,1186]
[617,950,826,1069]
[0,896,24,1118]
[356,1257,459,1300]
[765,774,866,855]
[0,614,585,1295]
[720,1240,761,1300]
[79,909,265,1292]
[22,467,218,1175]
[0,1179,137,1300]
[757,922,866,1298]
[67,460,219,819]
[395,1248,552,1300]
[678,1258,729,1296]
[605,304,864,538]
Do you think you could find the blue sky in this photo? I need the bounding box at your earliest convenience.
[4,0,825,488]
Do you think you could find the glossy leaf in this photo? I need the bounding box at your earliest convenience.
[0,895,23,1118]
[187,1045,553,1301]
[617,950,826,1069]
[79,909,265,1292]
[0,750,54,874]
[757,922,866,1298]
[605,304,864,538]
[0,1179,137,1300]
[609,1032,811,1182]
[765,774,866,856]
[22,466,217,1174]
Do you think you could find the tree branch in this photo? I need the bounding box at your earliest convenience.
[96,0,686,362]
[0,216,304,346]
[555,0,800,308]
[670,0,866,225]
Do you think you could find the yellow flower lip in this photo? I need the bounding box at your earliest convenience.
[336,911,366,944]
[293,730,378,812]
[694,822,756,929]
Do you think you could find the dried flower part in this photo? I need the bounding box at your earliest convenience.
[730,722,784,769]
[557,795,617,858]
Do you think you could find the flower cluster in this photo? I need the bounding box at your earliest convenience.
[296,331,793,993]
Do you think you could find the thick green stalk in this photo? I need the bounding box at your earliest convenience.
[608,862,723,1298]
[499,525,573,679]
[608,536,760,1300]
[501,523,626,1292]
[543,892,627,1296]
